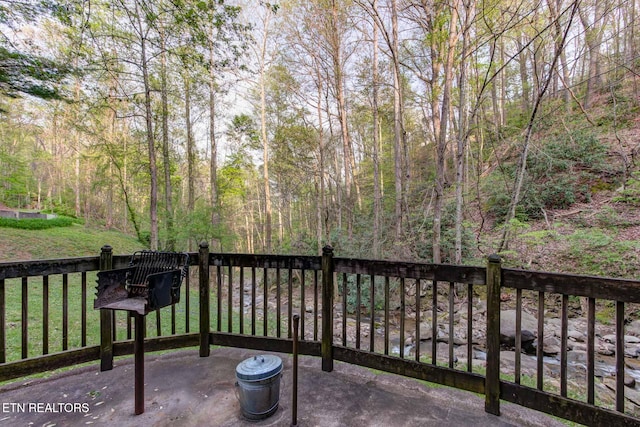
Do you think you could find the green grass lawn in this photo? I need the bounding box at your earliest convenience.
[0,224,145,262]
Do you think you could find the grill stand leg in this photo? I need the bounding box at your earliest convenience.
[134,311,145,415]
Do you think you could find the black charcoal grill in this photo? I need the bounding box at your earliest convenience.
[94,250,189,415]
[94,250,189,314]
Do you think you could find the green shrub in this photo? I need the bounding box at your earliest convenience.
[414,202,475,262]
[485,130,610,223]
[539,176,576,209]
[341,274,386,314]
[612,171,640,206]
[564,228,640,278]
[0,216,75,230]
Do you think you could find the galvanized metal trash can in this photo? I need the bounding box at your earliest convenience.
[235,355,283,420]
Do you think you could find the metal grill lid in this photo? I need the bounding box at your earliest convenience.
[236,355,282,381]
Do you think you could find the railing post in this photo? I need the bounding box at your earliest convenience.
[199,241,210,357]
[321,245,334,372]
[99,245,114,371]
[485,254,502,415]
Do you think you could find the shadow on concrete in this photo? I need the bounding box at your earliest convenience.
[0,347,567,426]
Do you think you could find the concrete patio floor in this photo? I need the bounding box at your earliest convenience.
[0,347,568,426]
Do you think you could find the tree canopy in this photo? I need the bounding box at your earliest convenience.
[1,0,639,276]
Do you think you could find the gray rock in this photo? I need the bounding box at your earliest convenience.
[545,336,560,347]
[625,375,636,388]
[627,319,640,337]
[626,335,640,344]
[597,343,615,356]
[543,345,561,356]
[567,350,588,364]
[567,329,585,342]
[499,350,541,377]
[625,345,640,358]
[626,358,640,370]
[500,310,538,348]
[570,342,588,352]
[501,310,538,336]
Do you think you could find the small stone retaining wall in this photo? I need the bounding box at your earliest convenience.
[0,210,56,220]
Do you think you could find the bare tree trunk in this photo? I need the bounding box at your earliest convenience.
[455,0,475,264]
[328,0,359,239]
[160,27,174,251]
[433,2,460,264]
[517,35,531,113]
[579,0,610,108]
[499,0,579,251]
[490,41,501,132]
[259,9,273,252]
[372,0,381,258]
[316,69,327,255]
[132,2,159,250]
[73,57,81,219]
[391,0,405,241]
[548,0,572,112]
[208,33,220,251]
[183,70,195,251]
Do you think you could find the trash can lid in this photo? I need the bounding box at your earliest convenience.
[236,355,282,381]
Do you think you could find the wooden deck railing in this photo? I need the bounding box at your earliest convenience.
[1,243,639,425]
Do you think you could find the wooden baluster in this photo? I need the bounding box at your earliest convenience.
[415,279,421,362]
[384,277,390,356]
[313,270,318,341]
[22,277,28,359]
[251,267,256,336]
[43,276,49,355]
[217,265,222,333]
[537,291,545,391]
[0,279,5,363]
[81,272,87,347]
[288,266,293,339]
[185,270,190,333]
[515,289,522,384]
[301,270,306,341]
[239,267,244,335]
[616,301,625,413]
[561,294,568,397]
[467,283,473,372]
[263,268,268,337]
[370,275,376,354]
[587,297,595,404]
[342,273,347,347]
[62,274,68,351]
[228,264,233,333]
[356,274,361,350]
[432,279,438,365]
[400,278,405,359]
[448,281,454,368]
[276,268,281,338]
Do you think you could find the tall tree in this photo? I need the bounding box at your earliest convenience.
[499,0,579,251]
[371,0,382,257]
[454,0,476,264]
[433,0,460,264]
[258,3,276,252]
[579,0,611,108]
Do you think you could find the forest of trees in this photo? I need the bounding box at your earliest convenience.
[0,0,638,265]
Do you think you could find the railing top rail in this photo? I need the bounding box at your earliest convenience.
[334,257,486,284]
[209,253,321,270]
[4,251,640,301]
[502,267,640,302]
[0,256,101,280]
